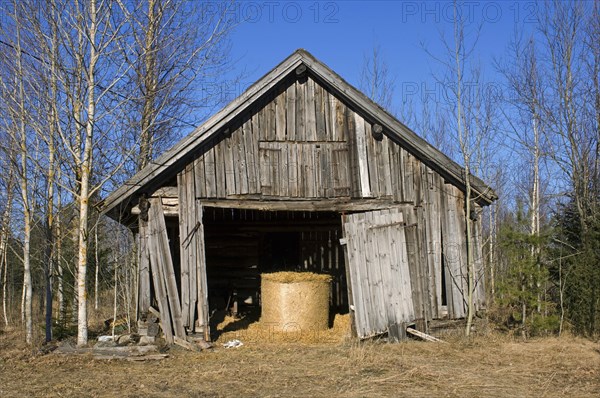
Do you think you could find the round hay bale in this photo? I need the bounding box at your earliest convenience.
[261,272,331,332]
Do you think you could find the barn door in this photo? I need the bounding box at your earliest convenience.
[342,208,415,340]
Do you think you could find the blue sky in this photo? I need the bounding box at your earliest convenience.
[226,1,537,116]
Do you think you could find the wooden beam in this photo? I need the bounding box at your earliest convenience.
[174,336,200,351]
[406,327,445,343]
[133,198,415,214]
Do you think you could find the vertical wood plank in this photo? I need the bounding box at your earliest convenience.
[280,142,290,197]
[288,143,299,197]
[365,120,380,197]
[194,157,206,198]
[305,77,317,141]
[258,103,266,141]
[334,95,346,142]
[324,88,333,141]
[286,83,296,141]
[178,168,191,328]
[250,110,261,194]
[235,125,249,195]
[214,141,226,198]
[224,135,236,196]
[345,106,360,197]
[266,97,276,141]
[403,150,415,203]
[315,83,327,141]
[295,80,306,141]
[275,89,287,141]
[242,118,258,194]
[354,113,372,197]
[378,135,392,197]
[204,148,217,198]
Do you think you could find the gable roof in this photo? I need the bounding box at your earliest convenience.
[102,49,497,219]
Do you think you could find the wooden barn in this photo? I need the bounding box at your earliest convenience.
[102,49,497,344]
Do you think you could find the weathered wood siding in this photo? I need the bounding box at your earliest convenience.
[190,76,432,203]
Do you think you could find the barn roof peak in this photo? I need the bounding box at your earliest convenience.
[101,49,497,219]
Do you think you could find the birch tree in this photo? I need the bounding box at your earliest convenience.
[0,157,16,327]
[0,1,36,343]
[115,0,236,174]
[54,0,132,346]
[498,35,549,333]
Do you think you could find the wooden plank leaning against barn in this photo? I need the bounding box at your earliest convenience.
[148,198,186,340]
[146,199,174,344]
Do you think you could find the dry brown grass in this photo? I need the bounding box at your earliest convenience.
[0,324,598,398]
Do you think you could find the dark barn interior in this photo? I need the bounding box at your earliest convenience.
[165,208,348,335]
[202,209,347,326]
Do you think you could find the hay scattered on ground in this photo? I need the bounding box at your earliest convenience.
[217,313,352,345]
[261,271,332,283]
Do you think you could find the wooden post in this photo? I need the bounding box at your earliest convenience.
[340,213,357,338]
[195,201,210,342]
[137,221,151,320]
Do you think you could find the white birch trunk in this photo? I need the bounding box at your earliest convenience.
[13,7,34,344]
[76,0,99,347]
[0,171,15,326]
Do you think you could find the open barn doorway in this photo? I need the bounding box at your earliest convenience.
[199,207,349,340]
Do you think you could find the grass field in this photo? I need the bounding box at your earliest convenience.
[0,323,598,398]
